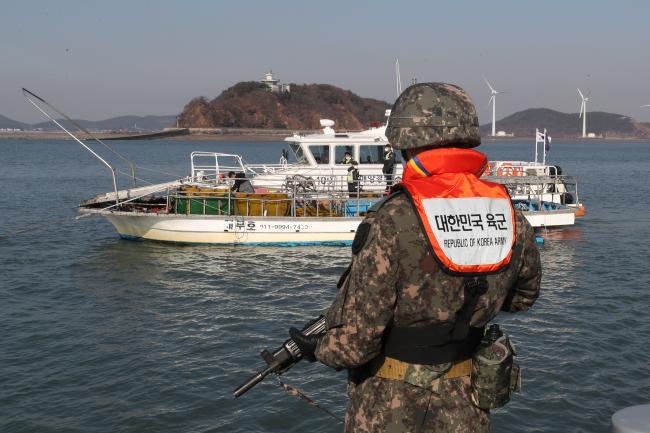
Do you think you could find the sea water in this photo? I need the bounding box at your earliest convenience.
[1,138,649,433]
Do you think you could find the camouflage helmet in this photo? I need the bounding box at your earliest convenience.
[386,82,481,150]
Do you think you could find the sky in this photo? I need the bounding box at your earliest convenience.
[2,0,649,124]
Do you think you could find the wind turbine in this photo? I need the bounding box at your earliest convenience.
[484,77,500,136]
[577,88,590,138]
[395,59,402,98]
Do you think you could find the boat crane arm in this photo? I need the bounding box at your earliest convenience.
[22,88,139,193]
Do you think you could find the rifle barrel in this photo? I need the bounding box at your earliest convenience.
[233,365,274,398]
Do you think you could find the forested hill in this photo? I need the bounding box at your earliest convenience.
[178,82,390,130]
[480,108,650,138]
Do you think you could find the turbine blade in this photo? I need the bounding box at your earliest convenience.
[488,95,494,107]
[483,76,495,93]
[641,104,650,108]
[577,88,584,99]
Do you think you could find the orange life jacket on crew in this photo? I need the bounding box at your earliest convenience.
[393,148,516,275]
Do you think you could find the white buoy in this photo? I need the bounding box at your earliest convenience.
[612,404,650,433]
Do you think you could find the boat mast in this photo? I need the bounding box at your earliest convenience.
[535,128,539,164]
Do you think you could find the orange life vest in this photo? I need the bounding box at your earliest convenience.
[394,148,516,275]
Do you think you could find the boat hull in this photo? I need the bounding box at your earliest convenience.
[522,209,575,228]
[81,206,576,245]
[95,211,361,245]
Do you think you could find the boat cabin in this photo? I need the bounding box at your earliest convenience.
[284,117,400,168]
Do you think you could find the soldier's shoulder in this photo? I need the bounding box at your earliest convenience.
[370,192,414,222]
[514,210,533,234]
[514,210,536,248]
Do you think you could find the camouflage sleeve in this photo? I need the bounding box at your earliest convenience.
[502,213,542,312]
[315,209,399,369]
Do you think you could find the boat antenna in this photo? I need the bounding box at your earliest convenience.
[22,88,121,204]
[22,88,138,188]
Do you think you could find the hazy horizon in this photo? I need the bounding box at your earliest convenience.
[2,0,649,124]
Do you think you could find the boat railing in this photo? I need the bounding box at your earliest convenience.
[487,161,562,177]
[166,176,381,218]
[491,175,580,207]
[190,151,249,181]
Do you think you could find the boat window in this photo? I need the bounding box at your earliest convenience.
[334,145,355,164]
[309,145,330,165]
[360,145,384,164]
[288,142,308,164]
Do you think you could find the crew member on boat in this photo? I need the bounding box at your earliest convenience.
[347,161,360,196]
[342,151,353,165]
[227,171,255,193]
[289,83,542,433]
[382,143,396,191]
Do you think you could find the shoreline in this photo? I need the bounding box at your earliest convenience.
[2,130,649,142]
[0,130,299,142]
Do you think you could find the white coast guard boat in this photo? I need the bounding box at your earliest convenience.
[244,115,403,192]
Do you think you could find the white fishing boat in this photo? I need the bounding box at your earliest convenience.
[77,151,381,244]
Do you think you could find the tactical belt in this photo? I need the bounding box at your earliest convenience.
[372,356,472,381]
[383,325,484,365]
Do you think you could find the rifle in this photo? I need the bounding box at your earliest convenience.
[232,316,326,398]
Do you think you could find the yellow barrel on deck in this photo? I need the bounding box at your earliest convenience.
[234,193,291,217]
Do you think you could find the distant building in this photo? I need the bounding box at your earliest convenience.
[496,130,514,137]
[260,70,290,93]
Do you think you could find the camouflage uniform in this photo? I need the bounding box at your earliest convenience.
[311,82,541,432]
[315,193,541,432]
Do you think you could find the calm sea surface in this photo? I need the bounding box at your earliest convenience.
[1,138,649,433]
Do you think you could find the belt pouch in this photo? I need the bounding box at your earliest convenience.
[470,334,520,410]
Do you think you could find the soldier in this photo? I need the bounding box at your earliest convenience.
[290,83,541,433]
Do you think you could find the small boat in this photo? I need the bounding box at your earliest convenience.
[483,129,586,217]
